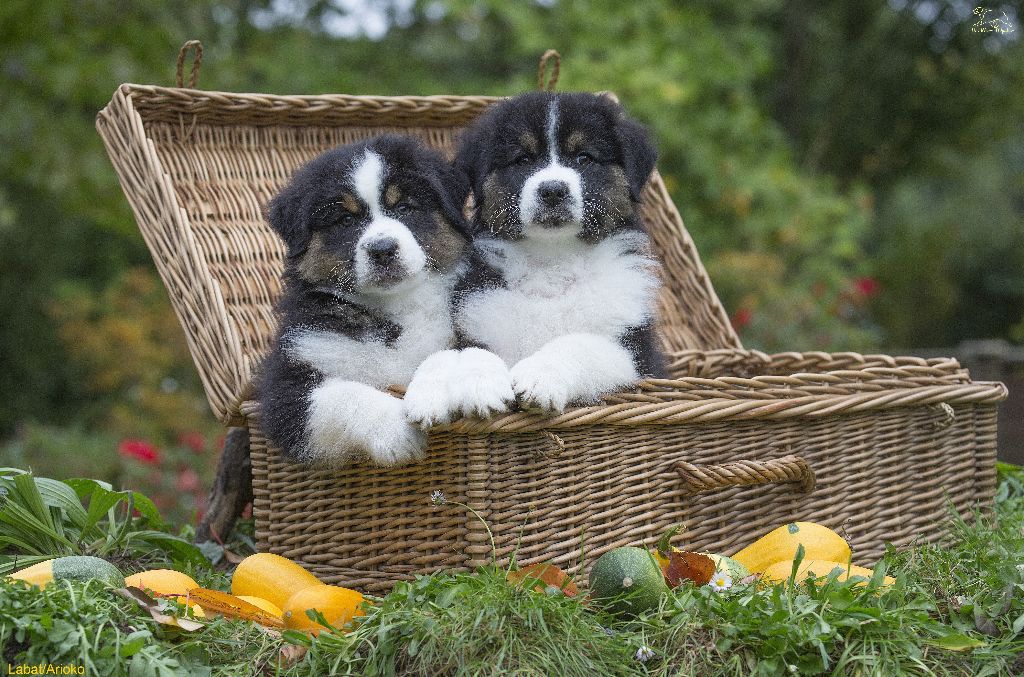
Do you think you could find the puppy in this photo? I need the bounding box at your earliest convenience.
[403,92,666,425]
[257,134,470,467]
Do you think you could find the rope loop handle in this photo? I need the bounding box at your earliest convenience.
[176,40,203,88]
[675,455,815,495]
[537,49,561,91]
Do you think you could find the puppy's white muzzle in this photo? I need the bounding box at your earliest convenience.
[355,216,427,289]
[519,163,583,229]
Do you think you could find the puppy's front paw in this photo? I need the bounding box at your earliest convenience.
[368,422,427,467]
[404,350,463,428]
[453,348,516,418]
[510,356,572,412]
[404,349,515,427]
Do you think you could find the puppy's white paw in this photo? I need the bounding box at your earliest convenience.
[404,348,515,427]
[367,422,427,467]
[509,334,641,412]
[452,348,516,418]
[305,379,426,467]
[510,355,572,412]
[404,350,463,427]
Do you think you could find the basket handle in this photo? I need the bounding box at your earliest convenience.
[537,49,561,91]
[674,455,815,495]
[176,40,203,88]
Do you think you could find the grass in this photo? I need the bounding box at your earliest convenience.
[4,465,1024,675]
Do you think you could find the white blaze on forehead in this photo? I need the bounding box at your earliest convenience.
[546,98,560,163]
[519,98,584,229]
[352,150,385,215]
[351,148,428,286]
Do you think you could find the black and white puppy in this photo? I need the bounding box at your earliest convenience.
[403,92,667,425]
[257,135,470,467]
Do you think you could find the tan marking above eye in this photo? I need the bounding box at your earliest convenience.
[519,132,539,154]
[340,193,361,214]
[384,184,401,207]
[566,130,586,154]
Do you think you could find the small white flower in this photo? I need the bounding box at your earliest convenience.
[430,490,446,506]
[622,576,634,588]
[635,646,655,663]
[708,572,733,592]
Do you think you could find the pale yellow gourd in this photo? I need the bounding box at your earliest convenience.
[762,559,895,586]
[732,522,851,574]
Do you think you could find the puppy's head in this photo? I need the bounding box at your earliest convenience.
[456,92,657,242]
[267,135,471,294]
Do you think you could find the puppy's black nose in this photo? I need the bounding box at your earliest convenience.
[365,238,399,264]
[538,180,570,205]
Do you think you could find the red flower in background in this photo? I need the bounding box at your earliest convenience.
[854,276,880,298]
[118,439,161,465]
[731,307,753,330]
[175,468,200,493]
[178,431,205,454]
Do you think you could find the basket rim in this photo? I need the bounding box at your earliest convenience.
[106,83,507,127]
[238,349,1007,433]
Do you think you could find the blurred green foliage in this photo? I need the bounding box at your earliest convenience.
[0,1,1021,489]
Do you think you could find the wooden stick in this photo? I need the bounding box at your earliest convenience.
[196,426,252,544]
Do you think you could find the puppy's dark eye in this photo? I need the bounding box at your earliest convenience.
[395,202,415,216]
[575,152,594,165]
[340,213,356,227]
[513,153,532,166]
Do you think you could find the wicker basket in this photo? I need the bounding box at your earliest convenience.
[97,51,1007,592]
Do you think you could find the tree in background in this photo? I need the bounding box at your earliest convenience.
[0,0,1020,482]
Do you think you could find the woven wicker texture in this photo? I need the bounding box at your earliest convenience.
[242,351,1005,591]
[97,67,1006,592]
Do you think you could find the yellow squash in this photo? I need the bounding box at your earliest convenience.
[732,522,851,574]
[231,552,324,609]
[282,584,366,636]
[762,559,895,586]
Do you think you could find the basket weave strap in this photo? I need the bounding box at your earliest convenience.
[675,455,815,494]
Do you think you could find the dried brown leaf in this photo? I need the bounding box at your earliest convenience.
[279,644,309,668]
[665,551,716,588]
[147,607,205,631]
[507,563,578,597]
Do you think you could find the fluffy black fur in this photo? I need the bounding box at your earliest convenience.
[256,134,471,462]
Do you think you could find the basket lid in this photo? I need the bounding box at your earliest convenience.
[96,78,739,425]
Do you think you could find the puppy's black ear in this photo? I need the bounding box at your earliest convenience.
[454,121,491,202]
[438,162,474,241]
[614,113,658,201]
[265,183,312,257]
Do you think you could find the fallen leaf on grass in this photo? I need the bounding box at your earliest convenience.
[183,588,285,628]
[147,609,205,631]
[279,644,308,668]
[664,551,716,588]
[507,563,578,597]
[111,587,205,632]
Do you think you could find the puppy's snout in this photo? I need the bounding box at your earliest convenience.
[364,237,400,265]
[538,180,570,206]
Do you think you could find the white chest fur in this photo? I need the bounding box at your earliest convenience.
[285,276,455,388]
[456,233,661,365]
